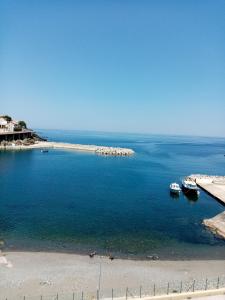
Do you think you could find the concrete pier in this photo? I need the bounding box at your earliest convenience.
[189,174,225,205]
[189,174,225,240]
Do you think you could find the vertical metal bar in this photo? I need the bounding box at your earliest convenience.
[126,287,128,300]
[98,263,102,292]
[82,291,84,300]
[56,293,59,300]
[192,280,195,292]
[24,296,25,300]
[40,296,43,300]
[217,277,220,289]
[205,278,208,290]
[153,284,156,296]
[112,288,114,300]
[97,289,99,300]
[167,282,169,295]
[73,292,75,300]
[139,285,142,298]
[180,281,183,293]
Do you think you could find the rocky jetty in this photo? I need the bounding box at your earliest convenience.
[52,142,134,156]
[203,212,225,240]
[95,146,134,156]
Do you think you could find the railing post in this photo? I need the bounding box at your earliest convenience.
[180,281,183,293]
[153,284,156,296]
[97,289,99,300]
[82,291,84,300]
[126,287,128,300]
[56,293,59,300]
[40,296,43,300]
[112,288,114,300]
[192,280,195,292]
[167,282,169,295]
[217,277,220,289]
[73,292,75,300]
[205,278,208,290]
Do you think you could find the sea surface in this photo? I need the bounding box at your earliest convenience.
[0,130,225,259]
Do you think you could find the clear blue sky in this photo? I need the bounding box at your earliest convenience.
[1,0,225,136]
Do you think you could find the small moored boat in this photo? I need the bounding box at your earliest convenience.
[170,182,181,194]
[182,178,200,196]
[41,149,49,153]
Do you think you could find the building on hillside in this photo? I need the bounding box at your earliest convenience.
[0,116,33,142]
[0,117,8,132]
[7,120,19,132]
[0,118,18,133]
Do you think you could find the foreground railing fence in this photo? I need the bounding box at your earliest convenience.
[2,276,225,300]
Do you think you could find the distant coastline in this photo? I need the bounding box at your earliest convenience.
[0,115,134,156]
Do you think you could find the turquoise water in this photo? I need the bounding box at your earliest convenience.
[0,130,225,259]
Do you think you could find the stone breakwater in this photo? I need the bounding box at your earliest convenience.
[203,212,225,240]
[53,142,134,156]
[0,141,135,156]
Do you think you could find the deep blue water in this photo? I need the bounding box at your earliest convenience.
[0,130,225,259]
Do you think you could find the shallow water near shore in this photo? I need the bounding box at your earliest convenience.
[0,130,225,259]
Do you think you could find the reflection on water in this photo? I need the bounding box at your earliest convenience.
[169,191,180,199]
[184,193,200,203]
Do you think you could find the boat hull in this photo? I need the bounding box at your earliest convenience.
[170,188,180,194]
[182,184,199,196]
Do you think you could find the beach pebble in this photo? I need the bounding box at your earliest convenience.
[109,254,115,260]
[146,254,159,260]
[6,261,13,268]
[89,251,96,258]
[39,280,51,286]
[0,256,8,265]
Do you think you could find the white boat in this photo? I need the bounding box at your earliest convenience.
[170,182,181,194]
[182,178,200,196]
[41,149,49,153]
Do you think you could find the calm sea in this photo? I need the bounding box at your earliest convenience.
[0,130,225,259]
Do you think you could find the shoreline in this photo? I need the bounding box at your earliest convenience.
[0,251,225,298]
[2,240,225,261]
[0,141,135,156]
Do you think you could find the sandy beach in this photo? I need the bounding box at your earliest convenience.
[0,251,225,299]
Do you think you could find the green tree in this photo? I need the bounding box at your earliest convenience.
[18,120,27,128]
[2,115,12,122]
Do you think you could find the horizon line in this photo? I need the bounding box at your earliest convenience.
[34,127,225,140]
